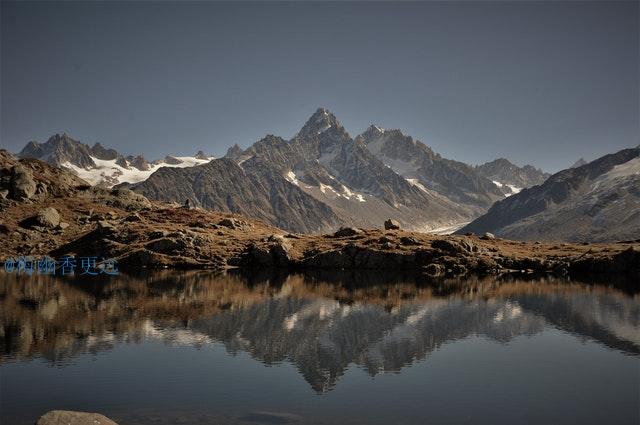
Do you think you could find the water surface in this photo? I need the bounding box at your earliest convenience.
[1,271,638,424]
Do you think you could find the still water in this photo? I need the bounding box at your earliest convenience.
[1,271,639,424]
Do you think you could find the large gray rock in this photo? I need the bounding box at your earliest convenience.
[36,207,61,228]
[36,410,118,425]
[10,164,37,200]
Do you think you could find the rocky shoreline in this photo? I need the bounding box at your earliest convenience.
[2,150,639,280]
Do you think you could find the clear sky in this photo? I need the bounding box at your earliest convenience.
[1,1,638,172]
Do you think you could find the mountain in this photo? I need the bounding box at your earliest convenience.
[475,158,550,196]
[127,108,473,233]
[18,133,214,186]
[357,125,506,214]
[570,158,588,168]
[15,109,550,234]
[458,147,640,242]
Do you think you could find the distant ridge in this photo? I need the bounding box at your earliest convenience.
[458,147,640,242]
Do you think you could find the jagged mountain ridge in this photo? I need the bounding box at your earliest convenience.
[16,108,550,233]
[475,157,550,195]
[357,125,507,213]
[458,147,640,242]
[129,109,479,232]
[18,133,214,186]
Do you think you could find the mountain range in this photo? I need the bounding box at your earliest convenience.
[18,133,214,187]
[15,108,549,234]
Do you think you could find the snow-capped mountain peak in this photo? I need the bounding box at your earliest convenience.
[18,134,214,187]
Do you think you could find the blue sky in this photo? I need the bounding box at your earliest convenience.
[1,1,638,172]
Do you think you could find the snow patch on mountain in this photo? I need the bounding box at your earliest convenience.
[406,178,430,193]
[63,155,213,186]
[285,170,300,186]
[492,180,521,197]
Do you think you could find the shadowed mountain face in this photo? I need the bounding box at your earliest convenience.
[2,271,638,393]
[459,147,640,242]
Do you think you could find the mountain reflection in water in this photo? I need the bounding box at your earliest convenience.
[1,271,638,394]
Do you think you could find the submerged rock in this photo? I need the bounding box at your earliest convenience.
[36,410,118,425]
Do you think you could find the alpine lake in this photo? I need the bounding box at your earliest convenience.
[1,270,638,425]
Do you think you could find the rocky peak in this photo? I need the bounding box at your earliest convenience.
[194,150,209,160]
[225,143,244,160]
[360,125,386,142]
[163,155,183,165]
[476,158,549,189]
[91,142,120,161]
[570,158,588,168]
[19,133,96,169]
[128,155,150,171]
[297,107,342,138]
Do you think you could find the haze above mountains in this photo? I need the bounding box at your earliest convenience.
[14,108,639,242]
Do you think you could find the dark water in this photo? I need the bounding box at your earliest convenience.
[1,271,639,425]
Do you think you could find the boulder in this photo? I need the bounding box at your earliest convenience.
[247,244,274,266]
[218,218,240,229]
[271,240,292,267]
[431,239,461,254]
[146,237,187,254]
[10,164,36,200]
[36,207,60,228]
[125,213,142,222]
[36,410,118,425]
[481,232,496,240]
[424,263,445,276]
[451,263,468,275]
[333,227,362,237]
[148,230,168,239]
[384,219,401,230]
[400,236,420,246]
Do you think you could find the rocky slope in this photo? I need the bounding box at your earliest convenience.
[459,147,640,242]
[18,133,214,186]
[476,158,550,195]
[1,150,638,278]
